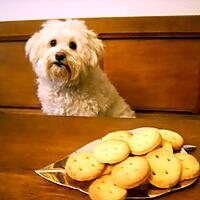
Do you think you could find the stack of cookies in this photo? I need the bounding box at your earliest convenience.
[65,128,200,200]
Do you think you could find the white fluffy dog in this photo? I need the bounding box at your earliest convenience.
[26,19,135,117]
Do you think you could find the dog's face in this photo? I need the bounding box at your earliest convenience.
[26,19,103,85]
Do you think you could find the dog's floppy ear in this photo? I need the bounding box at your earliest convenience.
[25,30,44,67]
[85,29,104,67]
[26,19,59,66]
[25,31,40,57]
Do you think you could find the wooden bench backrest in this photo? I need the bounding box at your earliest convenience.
[0,16,200,113]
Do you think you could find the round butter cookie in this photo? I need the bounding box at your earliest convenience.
[89,175,127,200]
[146,148,181,188]
[111,156,150,189]
[175,153,200,181]
[65,152,105,181]
[94,139,130,164]
[128,128,161,155]
[102,131,132,143]
[159,129,184,150]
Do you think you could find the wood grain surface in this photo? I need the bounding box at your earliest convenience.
[0,113,199,200]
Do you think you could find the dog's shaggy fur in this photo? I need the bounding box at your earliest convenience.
[26,19,135,117]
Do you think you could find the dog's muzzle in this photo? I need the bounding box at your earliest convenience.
[52,51,72,78]
[53,52,70,69]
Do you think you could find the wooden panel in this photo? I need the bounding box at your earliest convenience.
[0,107,42,115]
[104,39,200,112]
[1,16,200,41]
[0,41,40,107]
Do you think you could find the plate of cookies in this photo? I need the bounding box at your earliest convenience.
[35,127,200,200]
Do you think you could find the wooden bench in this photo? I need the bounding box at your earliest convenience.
[0,16,200,115]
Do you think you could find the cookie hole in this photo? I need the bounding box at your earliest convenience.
[121,166,124,169]
[134,168,138,171]
[85,156,90,159]
[129,163,133,165]
[165,170,169,175]
[152,172,156,176]
[101,180,106,183]
[167,158,171,162]
[114,147,118,150]
[97,186,101,190]
[126,173,129,175]
[91,163,95,167]
[185,167,190,170]
[79,168,83,171]
[155,155,159,158]
[73,159,77,162]
[109,190,113,193]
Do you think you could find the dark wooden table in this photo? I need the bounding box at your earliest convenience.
[0,112,199,200]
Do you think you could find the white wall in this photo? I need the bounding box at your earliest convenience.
[0,0,200,21]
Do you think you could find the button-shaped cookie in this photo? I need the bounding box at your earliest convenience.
[146,148,181,188]
[128,128,161,155]
[94,139,130,164]
[175,153,200,181]
[159,129,184,150]
[65,152,105,181]
[89,175,127,200]
[111,156,150,189]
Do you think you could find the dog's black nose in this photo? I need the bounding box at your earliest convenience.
[55,52,66,62]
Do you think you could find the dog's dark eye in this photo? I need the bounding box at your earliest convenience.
[69,41,77,50]
[50,39,57,47]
